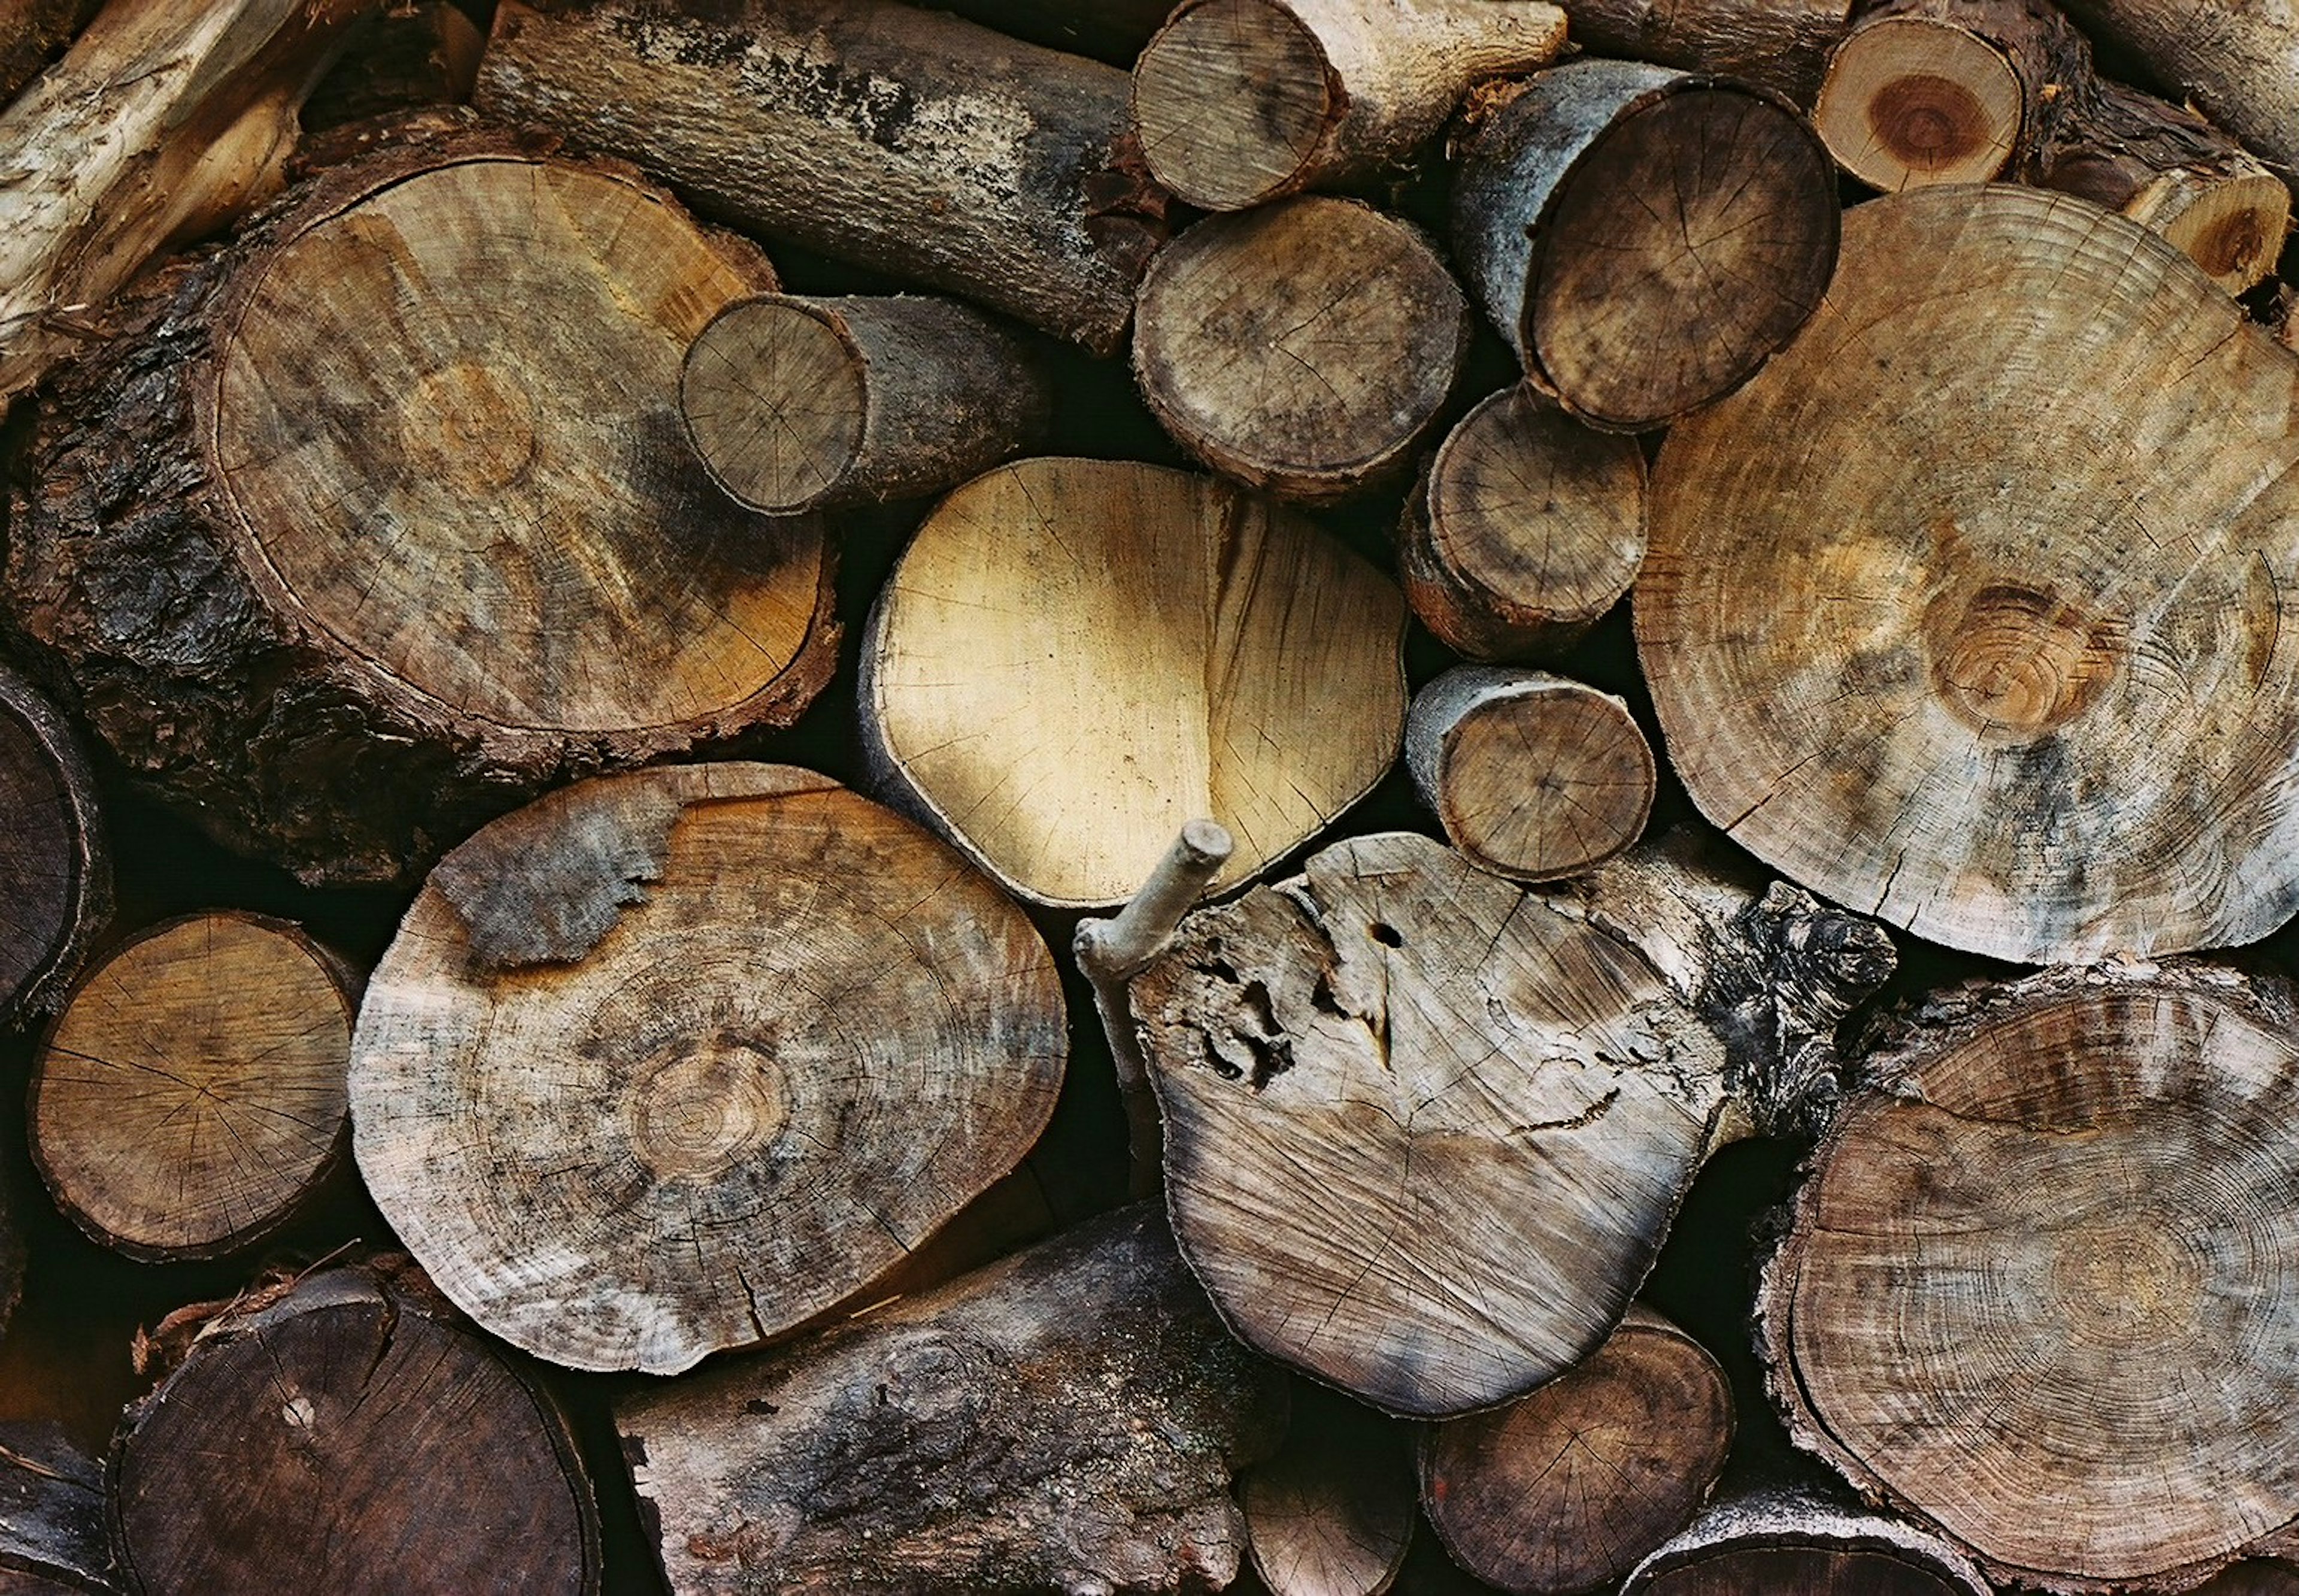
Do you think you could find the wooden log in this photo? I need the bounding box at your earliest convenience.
[299,0,483,132]
[475,0,1170,356]
[112,1261,600,1595]
[1129,829,1895,1416]
[4,135,838,887]
[1133,197,1470,502]
[680,293,1054,515]
[1396,385,1647,662]
[926,0,1175,63]
[1618,1483,1994,1596]
[1554,0,1853,106]
[1636,184,2299,965]
[1244,1382,1415,1596]
[1760,963,2299,1592]
[862,457,1406,908]
[1130,0,1565,211]
[617,1206,1289,1596]
[1405,666,1655,884]
[1449,62,1839,432]
[2051,0,2299,195]
[0,1422,116,1593]
[0,664,108,1028]
[348,763,1067,1375]
[1420,1307,1732,1596]
[0,0,98,107]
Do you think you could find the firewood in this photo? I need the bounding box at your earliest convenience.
[348,763,1066,1375]
[299,1,483,132]
[1555,0,1852,105]
[0,1421,115,1593]
[1418,1307,1731,1596]
[2051,0,2299,195]
[1244,1383,1415,1596]
[1130,0,1565,211]
[475,0,1170,356]
[1450,62,1839,432]
[928,0,1175,62]
[1405,666,1655,884]
[681,293,1054,515]
[30,911,354,1263]
[1637,184,2299,965]
[4,136,837,887]
[862,457,1406,908]
[0,664,108,1028]
[113,1261,600,1595]
[1760,962,2299,1593]
[1133,197,1470,502]
[1397,386,1647,662]
[1129,829,1894,1416]
[616,1206,1288,1596]
[0,0,96,107]
[1618,1482,1993,1595]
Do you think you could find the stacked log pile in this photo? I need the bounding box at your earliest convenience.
[0,0,2293,1592]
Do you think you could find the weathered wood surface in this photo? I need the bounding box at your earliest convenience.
[1243,1382,1415,1596]
[1619,1483,1994,1595]
[0,664,108,1028]
[0,1422,115,1593]
[2053,0,2299,193]
[0,0,97,106]
[1554,0,1851,104]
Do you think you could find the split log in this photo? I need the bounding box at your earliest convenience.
[1618,1483,1994,1596]
[29,911,354,1263]
[1449,62,1839,432]
[0,1422,114,1593]
[475,0,1170,356]
[617,1206,1288,1596]
[113,1261,600,1595]
[862,457,1406,908]
[2051,0,2299,194]
[1421,1307,1731,1595]
[1129,829,1895,1416]
[1554,0,1852,106]
[0,664,108,1027]
[349,763,1067,1374]
[1397,385,1648,662]
[4,136,837,887]
[0,0,97,107]
[1243,1382,1416,1596]
[681,293,1053,514]
[1636,184,2299,964]
[299,0,483,131]
[1130,0,1566,211]
[1133,197,1470,502]
[1405,666,1655,884]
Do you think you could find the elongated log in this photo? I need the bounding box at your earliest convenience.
[1245,1382,1415,1596]
[2051,0,2299,194]
[0,1422,114,1593]
[1556,0,1852,105]
[477,0,1170,356]
[617,1206,1288,1596]
[0,0,97,107]
[1132,0,1564,211]
[1619,1483,1994,1596]
[299,0,482,131]
[0,664,108,1027]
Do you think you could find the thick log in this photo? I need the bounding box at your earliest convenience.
[0,663,108,1027]
[2051,0,2299,195]
[1244,1382,1415,1596]
[1637,184,2299,964]
[617,1206,1288,1596]
[1555,0,1852,105]
[349,763,1066,1374]
[862,457,1406,908]
[1618,1483,1993,1596]
[1449,62,1839,432]
[0,0,97,107]
[112,1261,600,1595]
[475,0,1170,356]
[5,136,836,887]
[299,0,482,131]
[1133,197,1470,502]
[1131,0,1564,211]
[0,1422,115,1593]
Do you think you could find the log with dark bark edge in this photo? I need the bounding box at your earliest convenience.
[1636,184,2299,966]
[2052,0,2299,193]
[28,911,355,1264]
[0,0,98,107]
[681,293,1054,515]
[1243,1380,1415,1596]
[0,664,108,1029]
[0,1422,116,1594]
[1397,385,1648,663]
[862,457,1407,909]
[349,763,1066,1376]
[1616,1482,1994,1596]
[111,1261,600,1596]
[475,0,1171,357]
[1133,197,1470,503]
[1128,829,1894,1418]
[299,0,483,132]
[1420,1306,1729,1595]
[4,134,838,888]
[1760,962,2299,1594]
[1405,666,1655,884]
[617,1205,1288,1596]
[1556,0,1852,107]
[1448,62,1839,433]
[1130,0,1565,211]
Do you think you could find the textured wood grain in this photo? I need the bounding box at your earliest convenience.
[0,0,96,106]
[1245,1383,1415,1596]
[0,665,107,1027]
[1621,1485,1993,1596]
[0,1423,113,1593]
[1554,0,1850,104]
[2052,0,2299,193]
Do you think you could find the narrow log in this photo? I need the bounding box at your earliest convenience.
[617,1206,1288,1596]
[1449,62,1839,432]
[1618,1483,1994,1596]
[862,457,1406,908]
[1245,1383,1415,1596]
[681,293,1053,514]
[0,0,98,107]
[0,1422,115,1593]
[113,1262,600,1595]
[1397,385,1647,662]
[476,0,1170,356]
[1133,197,1470,502]
[1555,0,1852,105]
[1637,184,2299,964]
[0,664,108,1027]
[299,0,483,131]
[349,763,1067,1375]
[1761,963,2299,1592]
[2051,0,2299,193]
[1131,0,1565,211]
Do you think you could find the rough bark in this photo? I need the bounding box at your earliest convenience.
[1618,1483,1994,1596]
[617,1206,1289,1595]
[475,0,1171,356]
[1244,1382,1415,1596]
[0,1422,115,1593]
[299,0,481,131]
[0,663,108,1028]
[0,0,98,107]
[4,135,838,887]
[1637,183,2299,964]
[1132,0,1564,210]
[1554,0,1852,106]
[2051,0,2299,195]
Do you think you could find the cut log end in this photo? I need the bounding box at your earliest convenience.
[1134,0,1334,211]
[0,666,108,1026]
[1815,16,2022,189]
[1620,1485,1995,1596]
[1245,1386,1415,1596]
[2134,167,2291,293]
[681,297,866,514]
